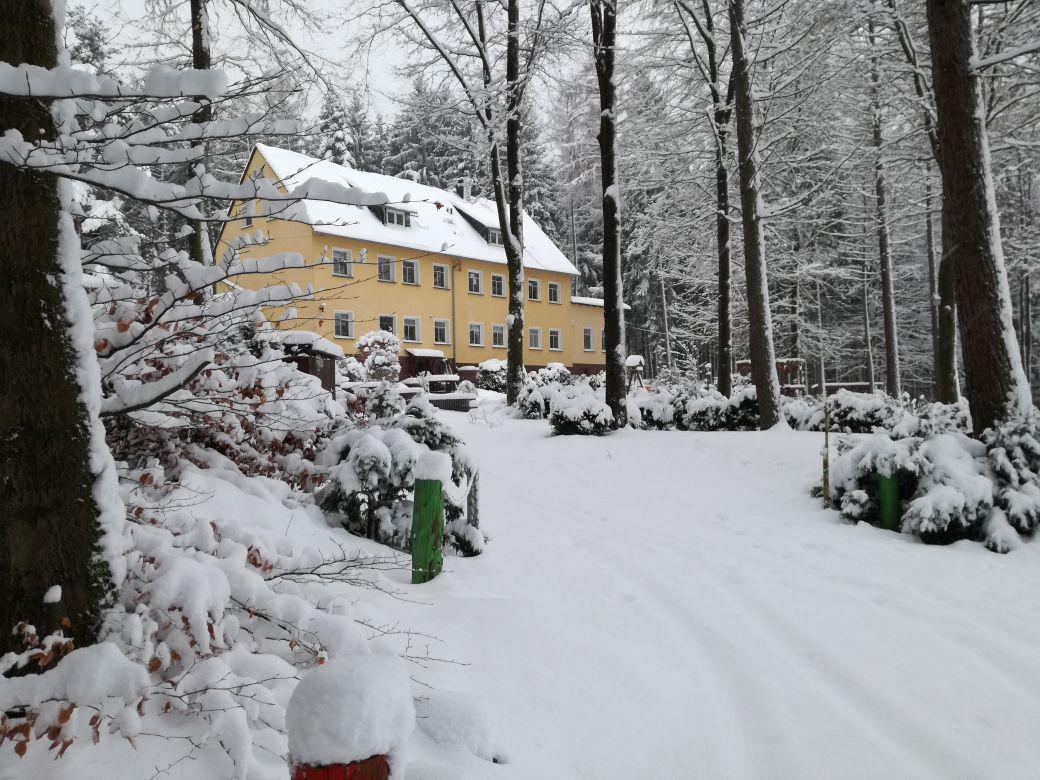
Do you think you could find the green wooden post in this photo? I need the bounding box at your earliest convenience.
[411,479,444,584]
[875,472,900,531]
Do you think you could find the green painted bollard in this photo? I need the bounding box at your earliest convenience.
[411,478,444,584]
[875,472,900,531]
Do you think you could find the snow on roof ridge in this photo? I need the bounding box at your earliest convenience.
[251,144,579,276]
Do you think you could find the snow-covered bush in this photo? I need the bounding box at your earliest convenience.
[318,396,482,555]
[629,379,759,432]
[476,358,507,393]
[783,390,969,438]
[458,379,478,396]
[356,330,401,382]
[831,434,928,527]
[514,364,578,419]
[337,354,367,383]
[364,380,408,424]
[548,380,614,436]
[983,413,1040,535]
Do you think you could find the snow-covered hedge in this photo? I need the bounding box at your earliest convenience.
[548,381,614,436]
[628,380,759,432]
[784,389,969,437]
[516,363,574,419]
[831,412,1040,552]
[318,395,483,556]
[476,359,507,393]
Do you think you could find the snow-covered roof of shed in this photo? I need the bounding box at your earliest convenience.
[252,144,578,276]
[571,296,632,311]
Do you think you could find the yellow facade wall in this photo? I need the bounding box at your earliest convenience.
[217,150,606,371]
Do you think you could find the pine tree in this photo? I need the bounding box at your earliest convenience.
[315,93,354,168]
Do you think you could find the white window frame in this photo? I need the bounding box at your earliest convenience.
[377,255,396,283]
[492,323,506,348]
[488,227,503,246]
[402,316,421,343]
[385,207,409,227]
[583,327,594,352]
[332,248,353,278]
[334,311,355,339]
[468,270,483,295]
[433,319,451,345]
[433,263,449,289]
[548,281,561,304]
[549,328,562,351]
[491,273,505,298]
[379,314,396,334]
[528,278,540,301]
[529,327,542,350]
[401,258,419,286]
[469,322,484,347]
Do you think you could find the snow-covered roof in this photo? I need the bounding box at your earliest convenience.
[571,296,632,311]
[261,328,344,358]
[405,347,445,358]
[252,144,578,276]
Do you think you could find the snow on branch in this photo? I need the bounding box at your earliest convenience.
[0,64,226,99]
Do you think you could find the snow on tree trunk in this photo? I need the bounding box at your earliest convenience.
[716,119,733,397]
[504,0,526,407]
[0,0,121,655]
[592,0,628,426]
[926,0,1032,433]
[862,260,876,390]
[867,12,901,398]
[728,0,780,428]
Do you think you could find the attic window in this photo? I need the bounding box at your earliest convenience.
[385,207,409,227]
[488,227,503,246]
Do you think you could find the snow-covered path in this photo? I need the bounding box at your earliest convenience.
[396,416,1040,779]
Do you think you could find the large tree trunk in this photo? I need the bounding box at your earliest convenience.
[0,0,116,655]
[862,260,876,389]
[188,0,213,268]
[926,0,1032,432]
[934,209,960,402]
[504,0,526,406]
[867,11,901,397]
[592,0,628,425]
[925,181,939,373]
[715,121,732,395]
[728,0,781,428]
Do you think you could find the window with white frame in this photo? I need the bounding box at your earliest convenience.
[469,322,484,346]
[468,270,482,294]
[528,278,540,301]
[334,311,355,339]
[402,259,419,285]
[379,315,396,334]
[548,281,561,303]
[583,327,594,352]
[385,208,409,227]
[488,227,503,246]
[433,263,448,289]
[492,323,506,348]
[549,329,561,351]
[491,273,505,297]
[434,319,450,344]
[403,316,420,342]
[378,255,395,282]
[332,248,353,277]
[601,329,606,351]
[529,327,542,350]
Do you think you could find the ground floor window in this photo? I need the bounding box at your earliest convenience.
[583,327,593,351]
[492,323,506,348]
[529,327,542,350]
[379,315,396,334]
[549,328,561,351]
[434,319,450,344]
[469,322,484,346]
[403,316,420,342]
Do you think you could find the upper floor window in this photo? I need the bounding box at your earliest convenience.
[385,207,409,227]
[468,270,483,294]
[378,255,395,282]
[332,248,353,277]
[548,281,561,303]
[433,264,449,289]
[488,227,503,246]
[601,329,606,351]
[528,279,540,301]
[241,201,254,227]
[334,311,355,339]
[491,274,505,297]
[402,259,419,285]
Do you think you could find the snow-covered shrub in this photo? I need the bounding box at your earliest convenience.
[364,380,407,424]
[831,434,928,526]
[901,434,993,544]
[983,413,1040,535]
[783,390,969,438]
[628,386,679,430]
[514,363,577,419]
[548,381,614,436]
[458,379,477,395]
[318,396,482,555]
[476,358,507,393]
[337,354,366,383]
[356,330,401,381]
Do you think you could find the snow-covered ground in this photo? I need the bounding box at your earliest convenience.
[389,415,1040,779]
[16,413,1040,779]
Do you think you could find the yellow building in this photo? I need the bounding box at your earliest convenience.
[215,144,607,377]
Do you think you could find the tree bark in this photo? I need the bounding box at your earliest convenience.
[867,11,901,398]
[504,0,526,406]
[188,0,213,268]
[926,0,1032,432]
[925,180,939,377]
[728,0,781,428]
[935,209,960,402]
[862,260,876,389]
[0,0,114,654]
[592,0,628,425]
